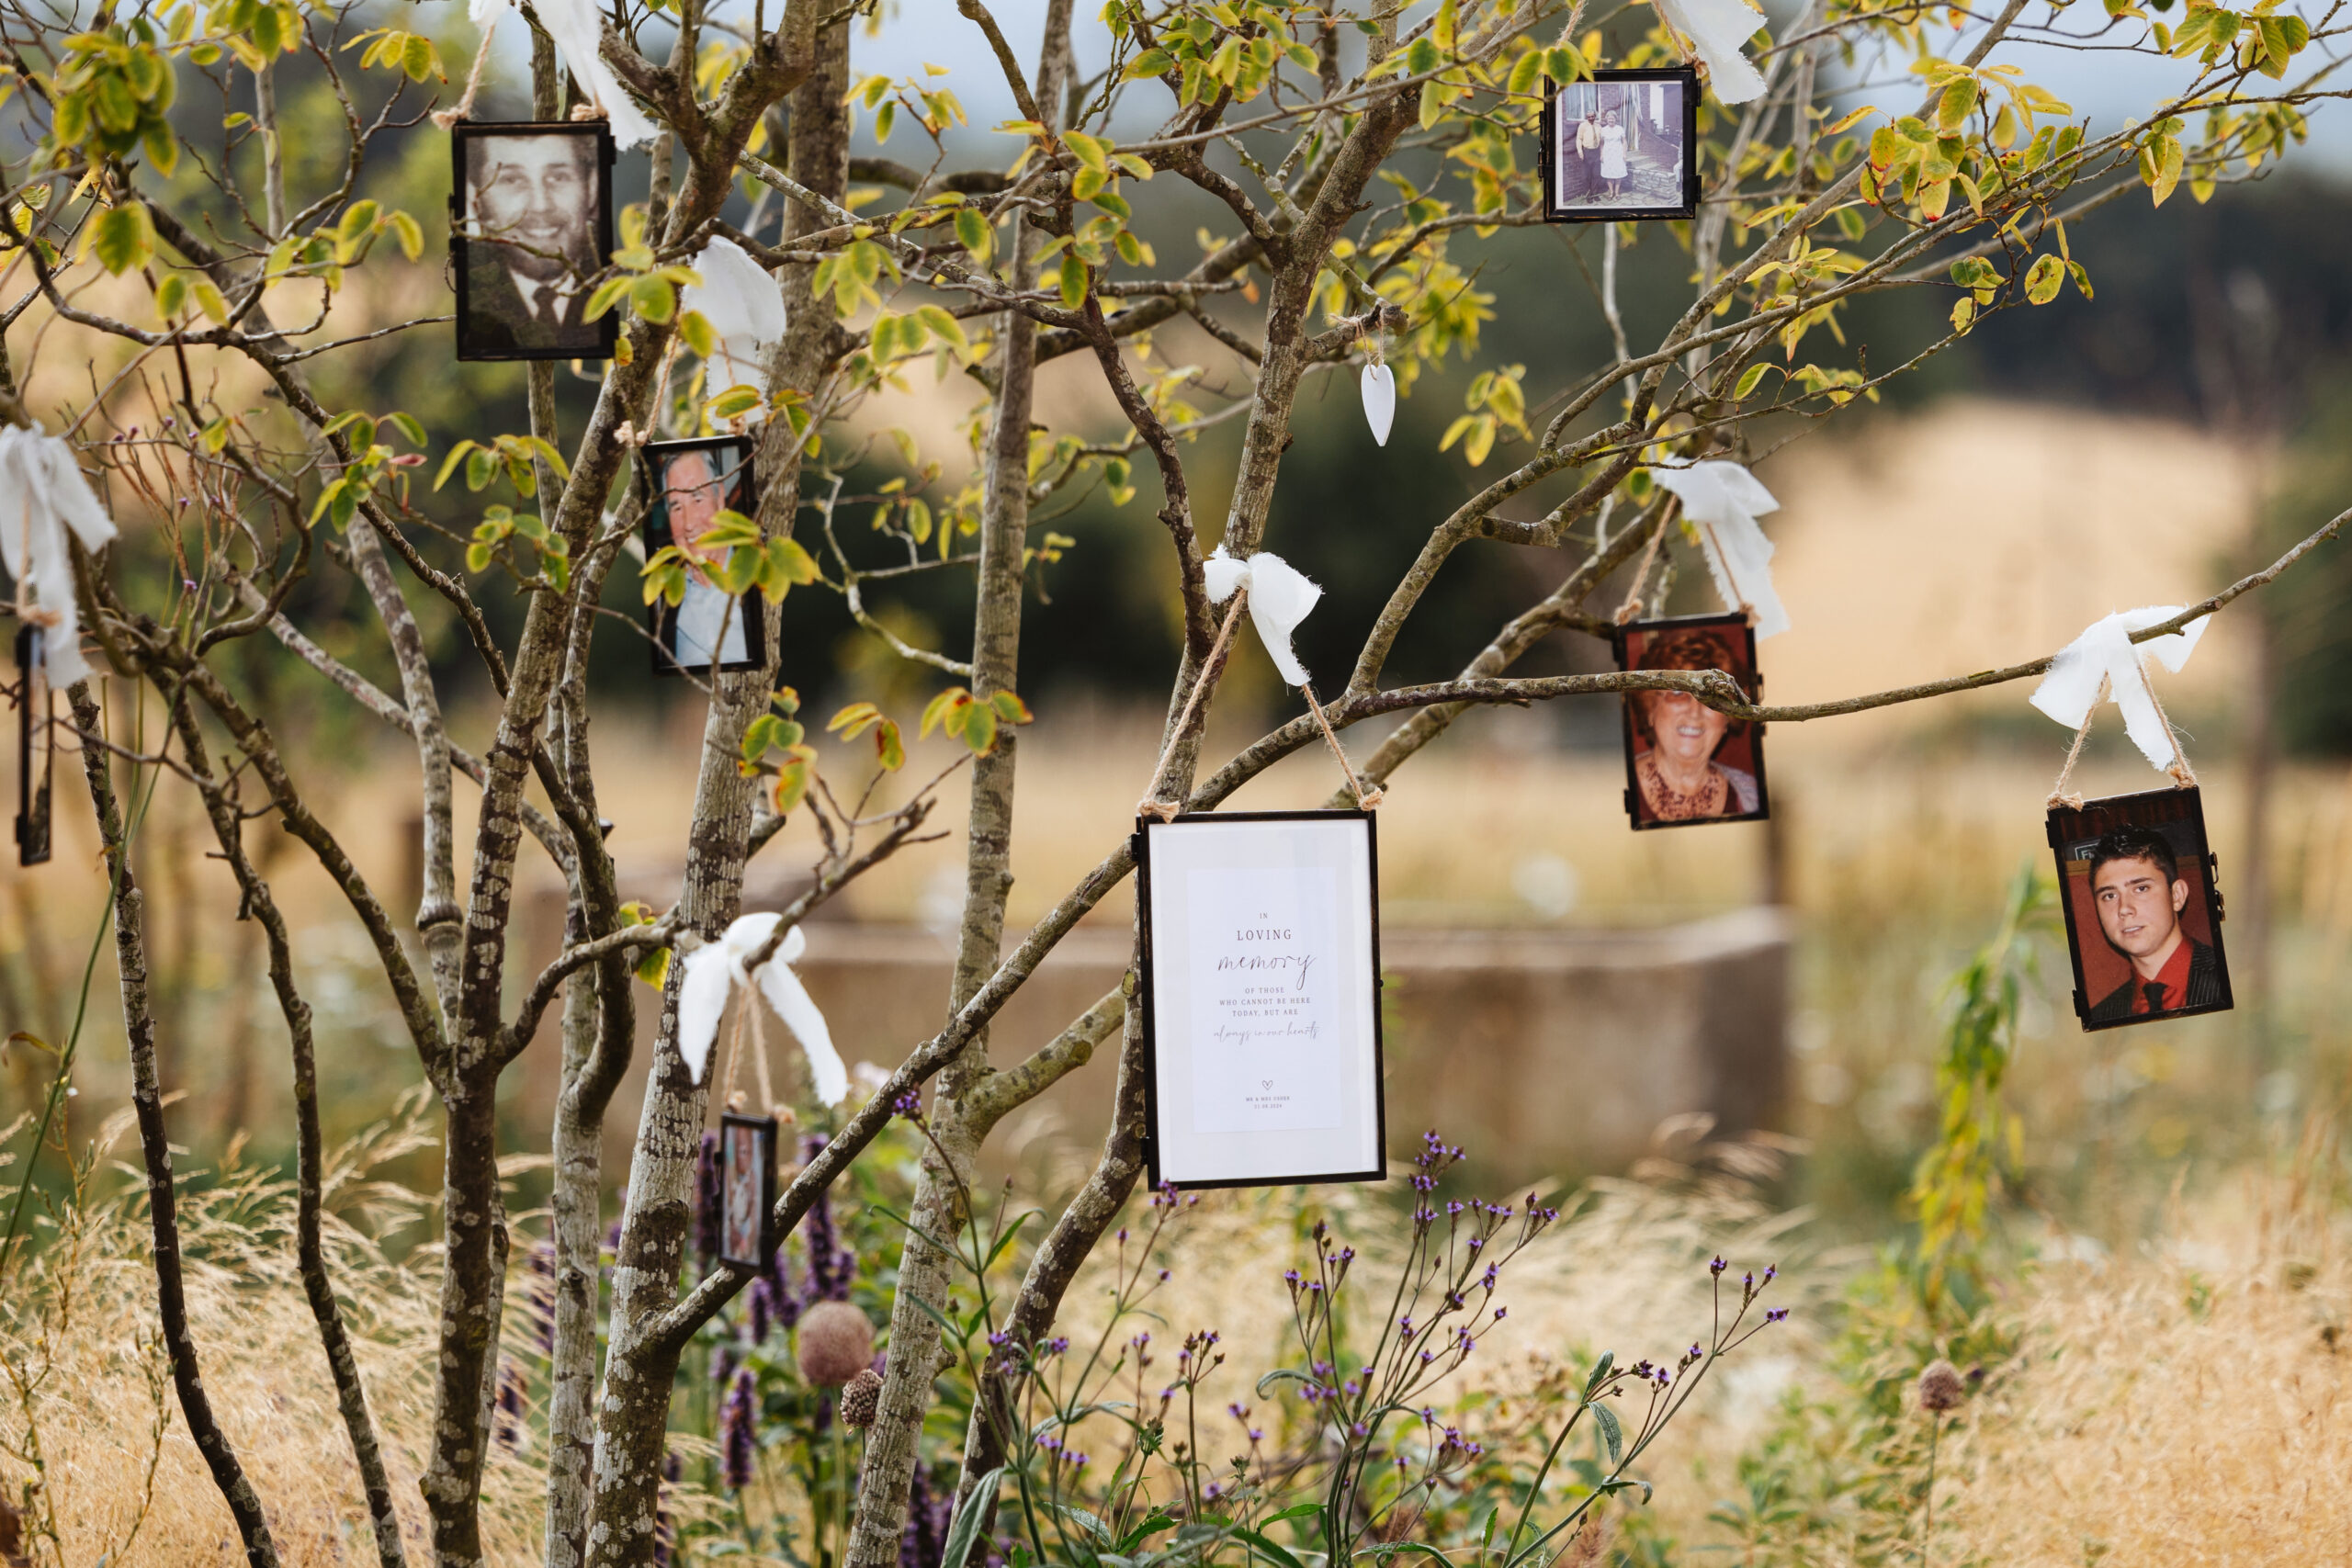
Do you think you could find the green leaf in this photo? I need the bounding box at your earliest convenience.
[989,690,1032,726]
[679,307,717,358]
[153,271,187,321]
[1733,363,1770,400]
[1592,1401,1623,1465]
[2023,253,2064,305]
[941,1469,1003,1568]
[90,202,155,276]
[963,700,999,755]
[955,206,991,260]
[387,412,426,448]
[1124,47,1173,79]
[1058,253,1088,309]
[631,275,677,323]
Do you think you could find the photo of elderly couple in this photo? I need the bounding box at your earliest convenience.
[1544,68,1698,222]
[1614,614,1769,829]
[2049,789,2234,1031]
[451,121,616,362]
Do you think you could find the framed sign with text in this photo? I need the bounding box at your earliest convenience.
[1136,810,1387,1190]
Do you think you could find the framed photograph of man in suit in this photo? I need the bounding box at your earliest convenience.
[2047,787,2233,1032]
[641,434,767,677]
[450,119,617,362]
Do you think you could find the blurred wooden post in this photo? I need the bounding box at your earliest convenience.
[1760,787,1793,907]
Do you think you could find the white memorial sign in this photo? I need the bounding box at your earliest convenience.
[1139,811,1385,1188]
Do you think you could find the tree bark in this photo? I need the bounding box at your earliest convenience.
[582,19,852,1562]
[169,700,408,1568]
[842,9,1072,1562]
[71,681,282,1568]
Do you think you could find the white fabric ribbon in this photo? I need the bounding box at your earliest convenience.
[1203,543,1323,689]
[1655,0,1770,105]
[682,237,789,394]
[676,913,846,1106]
[2030,606,2208,773]
[1647,460,1788,640]
[469,0,659,149]
[0,423,119,687]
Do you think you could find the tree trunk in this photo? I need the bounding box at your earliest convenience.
[71,681,282,1568]
[842,10,1072,1562]
[582,22,852,1562]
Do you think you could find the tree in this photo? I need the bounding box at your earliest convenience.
[0,0,2344,1564]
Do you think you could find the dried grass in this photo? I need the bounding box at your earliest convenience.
[0,1090,720,1568]
[1921,1157,2352,1565]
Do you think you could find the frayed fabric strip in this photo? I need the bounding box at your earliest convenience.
[2030,607,2207,777]
[0,423,119,687]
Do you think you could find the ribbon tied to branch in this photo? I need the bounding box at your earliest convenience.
[677,913,846,1107]
[1203,543,1322,688]
[2030,606,2208,780]
[0,423,119,687]
[1646,459,1788,639]
[454,0,659,147]
[1655,0,1771,105]
[683,237,789,396]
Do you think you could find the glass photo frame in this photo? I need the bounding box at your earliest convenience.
[1613,612,1770,830]
[2047,786,2233,1032]
[14,625,51,867]
[642,434,767,678]
[449,118,618,363]
[1541,67,1701,223]
[1136,810,1386,1190]
[718,1111,780,1271]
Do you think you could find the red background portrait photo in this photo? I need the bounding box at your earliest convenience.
[2048,786,2233,1032]
[1614,613,1770,831]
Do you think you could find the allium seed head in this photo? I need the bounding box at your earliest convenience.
[1917,1359,1966,1414]
[797,1300,877,1386]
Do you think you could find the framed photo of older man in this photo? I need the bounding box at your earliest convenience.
[2048,788,2233,1032]
[1613,613,1769,830]
[1541,68,1700,223]
[450,119,616,362]
[642,435,766,677]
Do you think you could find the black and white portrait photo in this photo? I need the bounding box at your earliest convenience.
[2048,787,2233,1032]
[1544,68,1699,222]
[451,120,616,362]
[643,435,766,677]
[718,1112,777,1270]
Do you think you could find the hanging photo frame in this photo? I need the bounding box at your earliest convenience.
[14,626,51,867]
[1136,810,1386,1190]
[449,118,619,362]
[641,434,767,678]
[718,1111,780,1270]
[1540,67,1701,223]
[1613,612,1770,830]
[2047,787,2233,1032]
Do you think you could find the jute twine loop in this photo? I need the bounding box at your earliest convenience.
[716,970,783,1120]
[430,13,499,130]
[1137,592,1248,820]
[2045,658,2198,811]
[1135,584,1384,818]
[1613,496,1679,626]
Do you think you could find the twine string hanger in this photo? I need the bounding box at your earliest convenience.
[1136,586,1384,820]
[716,972,783,1118]
[1691,512,1757,625]
[1613,495,1679,626]
[2045,655,2199,812]
[431,12,501,130]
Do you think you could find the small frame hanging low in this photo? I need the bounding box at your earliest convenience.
[1539,67,1701,223]
[2046,786,2233,1032]
[1135,809,1387,1190]
[14,625,52,867]
[718,1110,780,1270]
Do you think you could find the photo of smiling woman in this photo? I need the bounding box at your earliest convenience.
[1614,614,1770,829]
[450,120,616,362]
[2048,787,2233,1032]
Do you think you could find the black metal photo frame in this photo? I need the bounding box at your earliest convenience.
[2047,786,2233,1032]
[718,1111,780,1270]
[1540,67,1702,223]
[641,434,767,678]
[1135,809,1387,1190]
[449,118,618,363]
[1612,612,1770,831]
[14,626,51,867]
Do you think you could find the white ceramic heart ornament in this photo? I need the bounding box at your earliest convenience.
[1361,362,1396,446]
